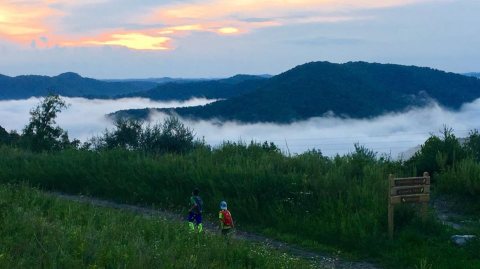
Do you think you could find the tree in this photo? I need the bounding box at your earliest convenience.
[408,126,466,175]
[463,129,480,161]
[98,116,195,154]
[0,125,9,145]
[103,118,143,150]
[155,116,194,154]
[22,94,73,151]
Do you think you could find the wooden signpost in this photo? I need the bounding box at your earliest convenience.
[388,172,430,239]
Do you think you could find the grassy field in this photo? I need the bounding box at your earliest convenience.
[0,144,479,268]
[0,183,314,268]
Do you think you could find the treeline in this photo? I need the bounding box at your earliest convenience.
[0,95,198,154]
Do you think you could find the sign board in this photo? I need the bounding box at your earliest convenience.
[391,177,430,187]
[388,172,430,239]
[390,185,430,196]
[390,194,430,204]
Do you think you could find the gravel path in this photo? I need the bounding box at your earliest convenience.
[49,192,380,269]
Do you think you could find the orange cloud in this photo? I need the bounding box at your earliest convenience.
[64,32,171,50]
[0,0,429,50]
[0,1,59,42]
[169,24,203,31]
[218,27,239,35]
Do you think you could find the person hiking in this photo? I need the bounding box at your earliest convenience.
[219,201,234,236]
[188,188,203,233]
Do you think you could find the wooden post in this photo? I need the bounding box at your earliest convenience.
[388,172,430,239]
[388,174,394,240]
[420,172,430,221]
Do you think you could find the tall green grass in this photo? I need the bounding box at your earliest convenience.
[0,145,479,268]
[436,158,480,213]
[0,183,313,268]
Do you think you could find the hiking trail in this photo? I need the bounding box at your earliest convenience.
[49,192,380,269]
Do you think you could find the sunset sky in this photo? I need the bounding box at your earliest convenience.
[0,0,478,78]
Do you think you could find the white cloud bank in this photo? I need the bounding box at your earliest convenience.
[0,97,215,141]
[1,97,479,158]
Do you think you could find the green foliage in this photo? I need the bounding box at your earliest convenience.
[0,125,9,145]
[103,118,143,150]
[0,184,312,268]
[21,95,79,152]
[436,158,480,213]
[95,116,195,154]
[0,144,479,268]
[407,127,466,175]
[463,130,480,162]
[149,116,195,154]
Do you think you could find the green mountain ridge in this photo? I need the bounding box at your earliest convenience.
[114,61,480,123]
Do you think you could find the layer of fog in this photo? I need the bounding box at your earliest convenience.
[148,100,480,159]
[1,97,479,159]
[0,97,215,141]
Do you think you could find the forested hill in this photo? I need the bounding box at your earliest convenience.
[118,74,269,101]
[0,72,158,99]
[116,61,480,123]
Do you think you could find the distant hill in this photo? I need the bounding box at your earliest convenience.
[0,72,271,101]
[118,74,268,101]
[464,72,480,79]
[104,77,212,84]
[115,61,480,123]
[0,72,158,100]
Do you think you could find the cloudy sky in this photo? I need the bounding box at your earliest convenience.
[0,0,479,78]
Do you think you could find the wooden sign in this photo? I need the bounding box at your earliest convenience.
[391,177,430,187]
[390,185,430,196]
[388,172,430,239]
[390,194,430,204]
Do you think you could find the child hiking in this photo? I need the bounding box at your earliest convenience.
[188,188,203,233]
[219,201,234,236]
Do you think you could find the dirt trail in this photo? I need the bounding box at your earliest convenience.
[49,192,380,269]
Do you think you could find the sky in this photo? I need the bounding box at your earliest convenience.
[0,0,479,78]
[1,96,479,158]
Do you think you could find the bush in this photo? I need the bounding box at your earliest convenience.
[407,127,466,175]
[436,158,480,212]
[463,130,480,162]
[95,116,195,154]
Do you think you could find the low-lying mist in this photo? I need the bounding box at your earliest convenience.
[1,97,479,158]
[0,97,215,141]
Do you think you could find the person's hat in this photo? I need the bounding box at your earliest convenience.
[220,201,227,210]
